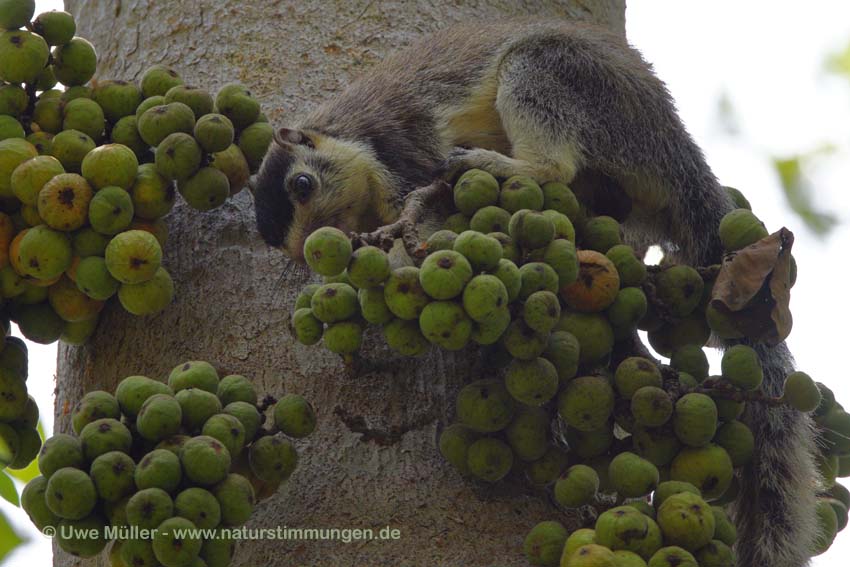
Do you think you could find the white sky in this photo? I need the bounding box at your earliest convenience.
[2,0,850,565]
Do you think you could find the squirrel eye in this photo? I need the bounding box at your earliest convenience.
[292,174,313,203]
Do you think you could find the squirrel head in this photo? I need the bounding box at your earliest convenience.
[253,127,389,261]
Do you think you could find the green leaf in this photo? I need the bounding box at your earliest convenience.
[772,154,838,236]
[6,421,44,484]
[826,40,850,81]
[0,471,18,507]
[0,509,25,562]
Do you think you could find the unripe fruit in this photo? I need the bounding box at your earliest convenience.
[657,491,715,551]
[504,405,549,462]
[88,186,134,235]
[249,434,297,483]
[118,266,174,315]
[180,435,231,486]
[541,181,579,219]
[655,265,703,317]
[215,83,260,130]
[81,143,139,190]
[140,65,183,98]
[178,166,230,211]
[438,423,479,475]
[582,215,622,253]
[466,437,513,482]
[492,258,522,302]
[155,132,202,182]
[238,121,273,171]
[453,169,499,215]
[558,375,615,432]
[648,547,698,567]
[673,393,718,447]
[21,476,59,530]
[38,433,84,478]
[783,371,821,412]
[567,544,618,567]
[718,209,768,251]
[419,249,472,300]
[606,244,647,287]
[274,394,316,438]
[713,420,754,467]
[524,520,568,567]
[115,375,172,419]
[425,229,458,253]
[470,205,511,234]
[50,129,95,172]
[670,444,734,500]
[720,345,763,391]
[615,357,662,399]
[523,290,561,334]
[542,330,580,384]
[609,452,660,498]
[134,448,182,493]
[812,499,838,556]
[505,357,558,406]
[456,379,515,433]
[137,394,182,442]
[500,175,544,213]
[0,31,49,84]
[555,311,614,365]
[310,283,358,323]
[52,37,97,86]
[631,386,673,428]
[384,266,430,320]
[509,209,555,249]
[79,417,132,460]
[463,274,508,322]
[453,230,502,271]
[46,466,97,520]
[526,446,569,486]
[670,345,709,382]
[501,319,547,360]
[383,318,429,356]
[92,80,143,123]
[554,464,599,507]
[138,102,195,147]
[347,245,390,289]
[419,300,472,350]
[194,113,235,153]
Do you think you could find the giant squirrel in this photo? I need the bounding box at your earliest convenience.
[252,19,818,567]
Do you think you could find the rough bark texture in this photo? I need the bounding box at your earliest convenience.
[56,1,624,565]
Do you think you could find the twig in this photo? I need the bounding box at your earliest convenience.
[350,180,452,262]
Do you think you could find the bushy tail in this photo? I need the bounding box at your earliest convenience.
[630,66,822,567]
[731,343,820,567]
[620,71,821,567]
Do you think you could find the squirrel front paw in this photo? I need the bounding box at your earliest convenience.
[436,147,483,182]
[437,146,570,184]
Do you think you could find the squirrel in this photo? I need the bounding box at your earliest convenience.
[252,19,819,567]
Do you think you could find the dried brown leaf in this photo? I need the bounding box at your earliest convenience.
[710,228,794,344]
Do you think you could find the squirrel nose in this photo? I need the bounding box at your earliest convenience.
[285,235,307,262]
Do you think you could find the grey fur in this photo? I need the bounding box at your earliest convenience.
[732,343,820,567]
[253,19,817,566]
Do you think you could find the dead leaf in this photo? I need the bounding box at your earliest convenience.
[710,228,794,344]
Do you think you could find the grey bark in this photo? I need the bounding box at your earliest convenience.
[56,1,624,565]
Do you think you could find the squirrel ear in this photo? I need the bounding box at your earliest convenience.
[274,128,315,149]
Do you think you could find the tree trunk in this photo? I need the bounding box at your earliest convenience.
[57,1,624,565]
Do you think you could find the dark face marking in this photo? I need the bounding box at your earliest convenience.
[253,144,295,248]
